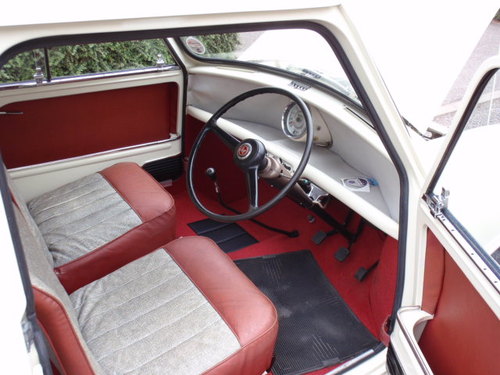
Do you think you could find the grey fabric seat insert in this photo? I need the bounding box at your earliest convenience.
[11,170,248,375]
[28,173,142,268]
[13,205,105,373]
[70,249,241,375]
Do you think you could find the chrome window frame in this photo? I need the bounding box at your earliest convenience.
[0,65,180,91]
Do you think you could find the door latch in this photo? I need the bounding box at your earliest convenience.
[425,188,450,217]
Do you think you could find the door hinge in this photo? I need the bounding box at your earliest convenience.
[425,188,450,217]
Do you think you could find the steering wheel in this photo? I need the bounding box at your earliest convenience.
[187,87,313,222]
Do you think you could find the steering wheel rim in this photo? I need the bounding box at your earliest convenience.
[187,87,313,222]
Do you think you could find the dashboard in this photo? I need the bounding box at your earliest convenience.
[187,67,400,238]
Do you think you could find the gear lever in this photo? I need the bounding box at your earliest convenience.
[205,167,220,193]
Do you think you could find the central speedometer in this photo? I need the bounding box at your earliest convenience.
[282,102,307,140]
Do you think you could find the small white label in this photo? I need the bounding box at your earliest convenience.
[341,177,370,192]
[185,36,206,55]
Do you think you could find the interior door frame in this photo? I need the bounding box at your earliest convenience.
[421,57,500,309]
[389,56,500,374]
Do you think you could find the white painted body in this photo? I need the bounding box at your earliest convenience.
[0,2,498,375]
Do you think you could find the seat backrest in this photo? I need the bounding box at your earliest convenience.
[9,177,103,374]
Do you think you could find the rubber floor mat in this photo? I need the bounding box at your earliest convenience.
[235,250,379,375]
[188,218,257,253]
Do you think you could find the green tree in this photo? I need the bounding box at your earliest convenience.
[0,50,40,82]
[199,33,240,57]
[0,35,240,83]
[48,39,174,77]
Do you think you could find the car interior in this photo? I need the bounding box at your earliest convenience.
[1,25,404,375]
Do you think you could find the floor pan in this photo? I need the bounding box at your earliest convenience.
[235,250,379,375]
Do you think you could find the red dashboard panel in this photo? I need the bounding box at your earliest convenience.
[0,83,178,168]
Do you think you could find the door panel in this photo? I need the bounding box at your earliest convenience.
[419,231,500,375]
[0,82,178,168]
[421,231,445,315]
[413,60,500,375]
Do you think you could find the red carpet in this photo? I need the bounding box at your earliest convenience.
[168,175,397,375]
[169,178,396,324]
[176,115,398,374]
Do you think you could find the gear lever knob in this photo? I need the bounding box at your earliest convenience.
[206,167,217,181]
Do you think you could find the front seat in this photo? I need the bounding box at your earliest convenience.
[14,162,176,292]
[16,198,278,374]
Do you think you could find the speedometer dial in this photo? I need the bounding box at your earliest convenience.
[282,102,307,140]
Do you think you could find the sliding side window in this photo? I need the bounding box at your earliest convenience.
[0,39,175,85]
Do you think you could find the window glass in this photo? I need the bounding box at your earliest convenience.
[182,29,361,106]
[434,69,500,266]
[0,39,175,84]
[48,39,174,77]
[433,15,499,128]
[0,48,46,83]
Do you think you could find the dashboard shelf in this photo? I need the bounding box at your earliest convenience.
[187,105,399,238]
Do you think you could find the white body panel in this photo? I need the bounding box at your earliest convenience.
[0,193,39,374]
[1,2,498,375]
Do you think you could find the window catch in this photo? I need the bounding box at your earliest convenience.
[156,54,168,70]
[425,188,450,217]
[33,66,44,85]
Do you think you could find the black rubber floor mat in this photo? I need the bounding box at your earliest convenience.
[235,250,379,375]
[188,218,257,253]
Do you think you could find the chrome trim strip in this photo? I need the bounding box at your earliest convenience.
[396,306,433,375]
[325,349,375,375]
[0,66,180,91]
[436,213,500,293]
[344,106,372,127]
[9,135,181,172]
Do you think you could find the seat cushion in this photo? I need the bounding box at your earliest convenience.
[69,237,277,375]
[28,162,176,292]
[166,237,279,375]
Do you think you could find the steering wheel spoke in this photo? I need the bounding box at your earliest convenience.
[246,167,260,210]
[208,120,240,150]
[187,87,313,222]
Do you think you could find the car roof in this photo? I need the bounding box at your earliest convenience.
[0,0,497,133]
[0,0,339,27]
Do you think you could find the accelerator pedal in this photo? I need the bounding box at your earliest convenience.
[354,261,380,281]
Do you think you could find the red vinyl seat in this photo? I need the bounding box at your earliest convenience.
[19,162,176,292]
[10,162,278,374]
[19,211,278,374]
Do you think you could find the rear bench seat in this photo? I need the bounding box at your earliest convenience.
[9,163,278,375]
[21,162,176,292]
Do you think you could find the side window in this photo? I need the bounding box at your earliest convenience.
[0,48,46,83]
[0,39,175,85]
[432,69,500,267]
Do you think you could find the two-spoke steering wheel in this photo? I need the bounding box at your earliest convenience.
[187,87,313,222]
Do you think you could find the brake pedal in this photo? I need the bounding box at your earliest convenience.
[335,247,350,262]
[312,231,328,245]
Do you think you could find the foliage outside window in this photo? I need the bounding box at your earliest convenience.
[0,39,175,84]
[0,35,241,85]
